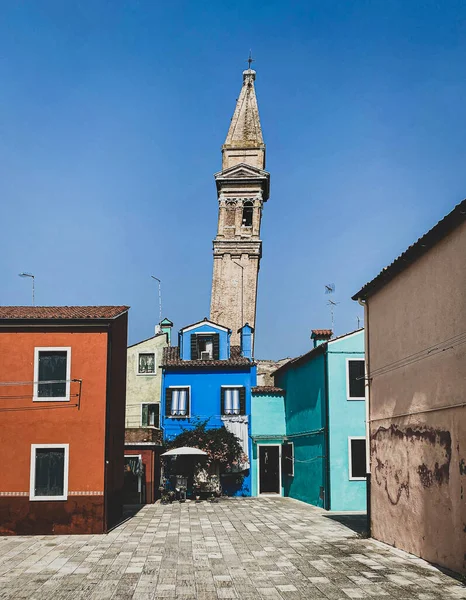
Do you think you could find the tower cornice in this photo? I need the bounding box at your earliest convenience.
[214,162,270,200]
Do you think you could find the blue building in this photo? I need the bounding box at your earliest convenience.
[161,319,256,496]
[273,329,366,511]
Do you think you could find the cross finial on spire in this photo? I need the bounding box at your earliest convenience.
[247,50,255,70]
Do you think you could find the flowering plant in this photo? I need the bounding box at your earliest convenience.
[166,419,244,471]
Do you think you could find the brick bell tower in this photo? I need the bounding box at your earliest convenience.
[210,65,270,348]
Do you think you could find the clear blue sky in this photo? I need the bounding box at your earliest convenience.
[1,1,465,359]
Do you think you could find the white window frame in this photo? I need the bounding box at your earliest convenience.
[140,402,160,427]
[136,352,157,376]
[33,347,71,402]
[257,443,282,496]
[30,443,69,501]
[220,385,244,416]
[283,441,294,477]
[348,436,366,481]
[166,385,191,419]
[124,454,143,494]
[346,358,365,401]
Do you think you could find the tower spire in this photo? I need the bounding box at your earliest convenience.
[222,61,265,171]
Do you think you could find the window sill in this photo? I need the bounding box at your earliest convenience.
[137,373,157,376]
[29,495,68,501]
[167,415,189,419]
[347,397,365,401]
[348,477,366,481]
[33,396,70,402]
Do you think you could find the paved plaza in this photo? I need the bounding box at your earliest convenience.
[0,497,464,600]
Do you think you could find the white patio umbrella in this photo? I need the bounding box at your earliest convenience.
[161,446,207,457]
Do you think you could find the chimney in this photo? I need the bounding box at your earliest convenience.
[311,329,333,348]
[160,318,174,345]
[238,323,254,359]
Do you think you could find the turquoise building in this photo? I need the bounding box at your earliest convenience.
[250,386,287,496]
[273,329,366,511]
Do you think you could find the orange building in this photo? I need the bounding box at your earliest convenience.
[0,306,129,535]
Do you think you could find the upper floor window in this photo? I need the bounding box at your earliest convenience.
[347,359,365,400]
[166,387,190,418]
[138,352,156,375]
[221,386,246,415]
[242,201,253,226]
[191,333,220,360]
[142,403,159,427]
[30,444,69,501]
[34,347,71,402]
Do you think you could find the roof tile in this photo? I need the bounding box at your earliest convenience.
[162,345,253,369]
[0,306,129,320]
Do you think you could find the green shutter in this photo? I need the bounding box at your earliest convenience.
[213,333,220,360]
[142,404,149,426]
[239,387,246,415]
[165,389,172,417]
[190,335,198,360]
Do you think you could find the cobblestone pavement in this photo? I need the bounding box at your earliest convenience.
[0,497,464,599]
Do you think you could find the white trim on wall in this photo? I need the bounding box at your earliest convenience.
[30,443,69,501]
[348,436,366,481]
[257,443,282,496]
[33,347,71,402]
[346,357,366,401]
[181,321,229,334]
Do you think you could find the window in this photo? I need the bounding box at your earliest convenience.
[138,353,156,374]
[142,403,159,427]
[30,444,69,501]
[242,201,253,226]
[165,387,190,417]
[190,333,220,360]
[198,336,213,360]
[34,347,71,401]
[221,386,245,415]
[347,359,365,400]
[349,438,366,480]
[282,442,294,476]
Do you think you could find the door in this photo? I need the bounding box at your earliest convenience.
[259,445,280,494]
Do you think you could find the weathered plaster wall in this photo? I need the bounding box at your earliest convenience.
[210,251,260,346]
[126,333,167,428]
[367,220,466,574]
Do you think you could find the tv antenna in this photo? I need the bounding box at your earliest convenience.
[327,299,339,330]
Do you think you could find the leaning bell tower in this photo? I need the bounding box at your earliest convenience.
[210,64,270,348]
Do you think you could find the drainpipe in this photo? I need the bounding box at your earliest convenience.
[358,297,371,537]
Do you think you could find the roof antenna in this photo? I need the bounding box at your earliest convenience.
[325,284,338,331]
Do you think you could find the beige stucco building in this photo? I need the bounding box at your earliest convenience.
[125,324,171,429]
[353,199,466,575]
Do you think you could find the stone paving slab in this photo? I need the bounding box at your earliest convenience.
[0,497,464,599]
